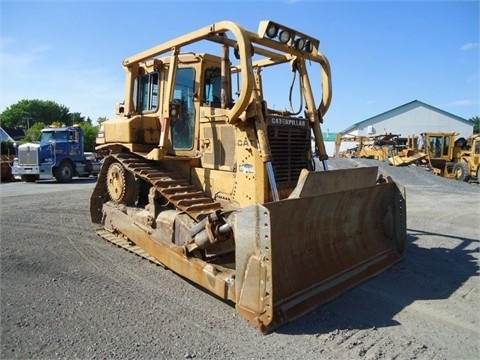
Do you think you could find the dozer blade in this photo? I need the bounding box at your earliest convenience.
[234,167,406,333]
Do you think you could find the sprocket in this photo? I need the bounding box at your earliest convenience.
[106,162,138,205]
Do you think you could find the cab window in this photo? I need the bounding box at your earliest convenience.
[137,72,159,112]
[41,131,54,142]
[442,136,450,156]
[204,67,222,108]
[171,68,196,150]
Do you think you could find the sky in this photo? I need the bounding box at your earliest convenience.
[1,0,478,132]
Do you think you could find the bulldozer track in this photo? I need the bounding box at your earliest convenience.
[90,152,223,264]
[95,228,164,266]
[113,152,222,220]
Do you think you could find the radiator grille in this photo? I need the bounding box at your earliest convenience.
[18,148,39,166]
[267,115,310,188]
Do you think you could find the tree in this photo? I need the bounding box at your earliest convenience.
[469,116,479,134]
[97,116,108,125]
[24,122,46,142]
[0,99,70,128]
[69,112,86,125]
[77,122,99,152]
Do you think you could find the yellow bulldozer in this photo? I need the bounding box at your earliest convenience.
[91,20,406,333]
[422,132,480,182]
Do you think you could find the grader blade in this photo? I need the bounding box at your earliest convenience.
[234,167,406,333]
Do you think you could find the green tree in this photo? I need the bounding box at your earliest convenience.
[97,116,108,125]
[469,116,479,134]
[24,122,46,142]
[77,122,99,152]
[0,99,70,128]
[70,112,86,125]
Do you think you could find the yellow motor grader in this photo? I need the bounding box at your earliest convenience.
[422,132,480,182]
[91,20,406,333]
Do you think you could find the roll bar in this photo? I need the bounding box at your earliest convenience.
[122,20,332,124]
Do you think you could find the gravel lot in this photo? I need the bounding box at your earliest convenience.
[1,158,479,360]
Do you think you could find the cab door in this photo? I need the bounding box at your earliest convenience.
[170,67,197,153]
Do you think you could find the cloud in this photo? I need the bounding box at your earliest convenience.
[460,43,479,51]
[1,40,52,76]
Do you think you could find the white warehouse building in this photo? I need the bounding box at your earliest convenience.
[332,100,474,156]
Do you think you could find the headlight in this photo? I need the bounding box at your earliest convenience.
[279,30,291,44]
[265,23,278,38]
[294,38,305,51]
[97,125,105,138]
[304,40,314,53]
[258,21,320,54]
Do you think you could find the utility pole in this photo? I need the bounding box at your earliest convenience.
[24,116,32,130]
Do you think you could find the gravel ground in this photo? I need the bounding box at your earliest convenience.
[1,158,479,360]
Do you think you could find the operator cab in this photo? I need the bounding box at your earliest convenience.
[131,53,229,156]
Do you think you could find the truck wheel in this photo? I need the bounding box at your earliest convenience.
[21,175,39,182]
[55,162,74,183]
[453,162,469,182]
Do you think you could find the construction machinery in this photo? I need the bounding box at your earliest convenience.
[334,132,400,160]
[91,20,406,333]
[388,135,428,166]
[422,132,480,182]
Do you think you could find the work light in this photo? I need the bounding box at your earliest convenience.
[279,30,291,44]
[304,40,314,53]
[294,37,305,51]
[266,23,278,38]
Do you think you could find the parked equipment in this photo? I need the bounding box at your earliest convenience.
[90,20,406,333]
[12,125,99,182]
[335,133,400,160]
[388,135,428,166]
[0,155,15,182]
[423,132,480,182]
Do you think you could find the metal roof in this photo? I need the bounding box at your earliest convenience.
[0,127,15,142]
[340,100,471,134]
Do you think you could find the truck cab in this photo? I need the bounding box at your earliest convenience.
[12,125,93,182]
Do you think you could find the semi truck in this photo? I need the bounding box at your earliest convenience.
[12,125,99,182]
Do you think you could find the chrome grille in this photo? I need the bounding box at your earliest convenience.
[18,148,39,166]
